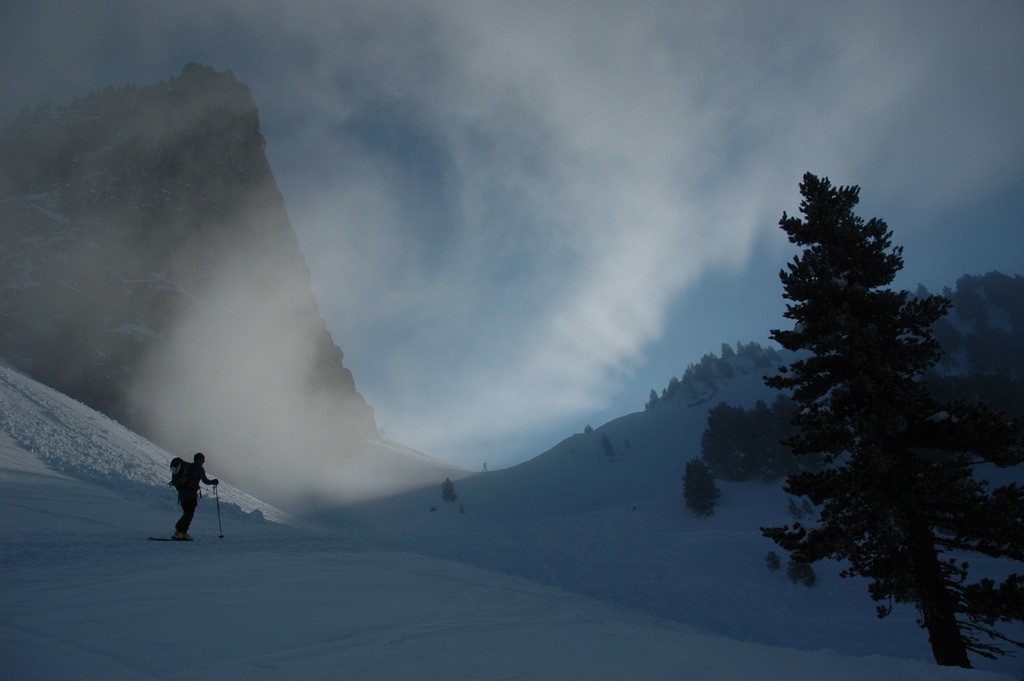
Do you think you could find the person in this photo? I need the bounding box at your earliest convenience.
[174,452,219,540]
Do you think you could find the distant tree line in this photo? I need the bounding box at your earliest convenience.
[647,341,780,410]
[694,272,1022,485]
[926,272,1024,417]
[699,395,818,481]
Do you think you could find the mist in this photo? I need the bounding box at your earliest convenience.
[118,170,449,509]
[130,239,350,505]
[0,64,463,509]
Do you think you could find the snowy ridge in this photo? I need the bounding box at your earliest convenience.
[0,361,285,522]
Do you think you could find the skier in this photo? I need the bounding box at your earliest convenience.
[174,452,218,540]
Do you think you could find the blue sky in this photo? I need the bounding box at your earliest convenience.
[3,1,1023,468]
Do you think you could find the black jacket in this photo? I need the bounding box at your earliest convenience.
[179,463,216,498]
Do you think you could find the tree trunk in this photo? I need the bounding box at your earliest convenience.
[907,518,971,667]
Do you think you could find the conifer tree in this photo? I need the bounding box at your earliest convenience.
[601,433,616,462]
[646,389,659,410]
[683,457,721,517]
[441,477,458,503]
[761,173,1024,667]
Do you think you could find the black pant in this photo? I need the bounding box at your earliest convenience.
[176,493,198,533]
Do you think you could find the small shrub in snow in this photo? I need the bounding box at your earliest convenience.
[787,560,817,588]
[683,458,721,517]
[441,478,458,503]
[601,434,616,462]
[765,551,781,572]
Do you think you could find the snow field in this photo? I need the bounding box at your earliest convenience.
[2,512,1011,680]
[0,361,1020,678]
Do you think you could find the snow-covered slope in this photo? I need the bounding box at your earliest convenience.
[0,362,1018,678]
[0,361,284,523]
[312,365,1024,677]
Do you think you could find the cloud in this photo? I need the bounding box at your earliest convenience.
[126,195,405,507]
[5,1,1023,468]
[255,4,826,454]
[196,0,1024,464]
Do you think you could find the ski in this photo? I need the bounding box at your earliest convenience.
[148,536,192,541]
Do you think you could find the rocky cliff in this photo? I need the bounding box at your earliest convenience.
[0,65,377,468]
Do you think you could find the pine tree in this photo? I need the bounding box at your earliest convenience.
[683,458,721,517]
[786,559,817,588]
[760,173,1024,667]
[646,388,659,410]
[701,402,745,480]
[601,433,616,462]
[441,477,458,503]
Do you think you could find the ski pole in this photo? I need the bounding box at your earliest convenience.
[214,484,224,539]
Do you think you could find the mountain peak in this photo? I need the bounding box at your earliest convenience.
[0,66,379,502]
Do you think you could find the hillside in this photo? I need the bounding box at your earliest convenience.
[0,360,283,523]
[311,363,1022,675]
[1,361,1013,679]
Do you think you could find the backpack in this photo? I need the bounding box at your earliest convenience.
[169,457,192,490]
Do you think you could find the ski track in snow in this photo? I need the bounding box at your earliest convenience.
[0,362,1021,679]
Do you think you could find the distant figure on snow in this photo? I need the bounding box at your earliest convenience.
[172,452,218,540]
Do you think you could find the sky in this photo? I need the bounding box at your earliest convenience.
[2,1,1023,469]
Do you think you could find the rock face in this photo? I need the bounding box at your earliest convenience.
[0,65,377,459]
